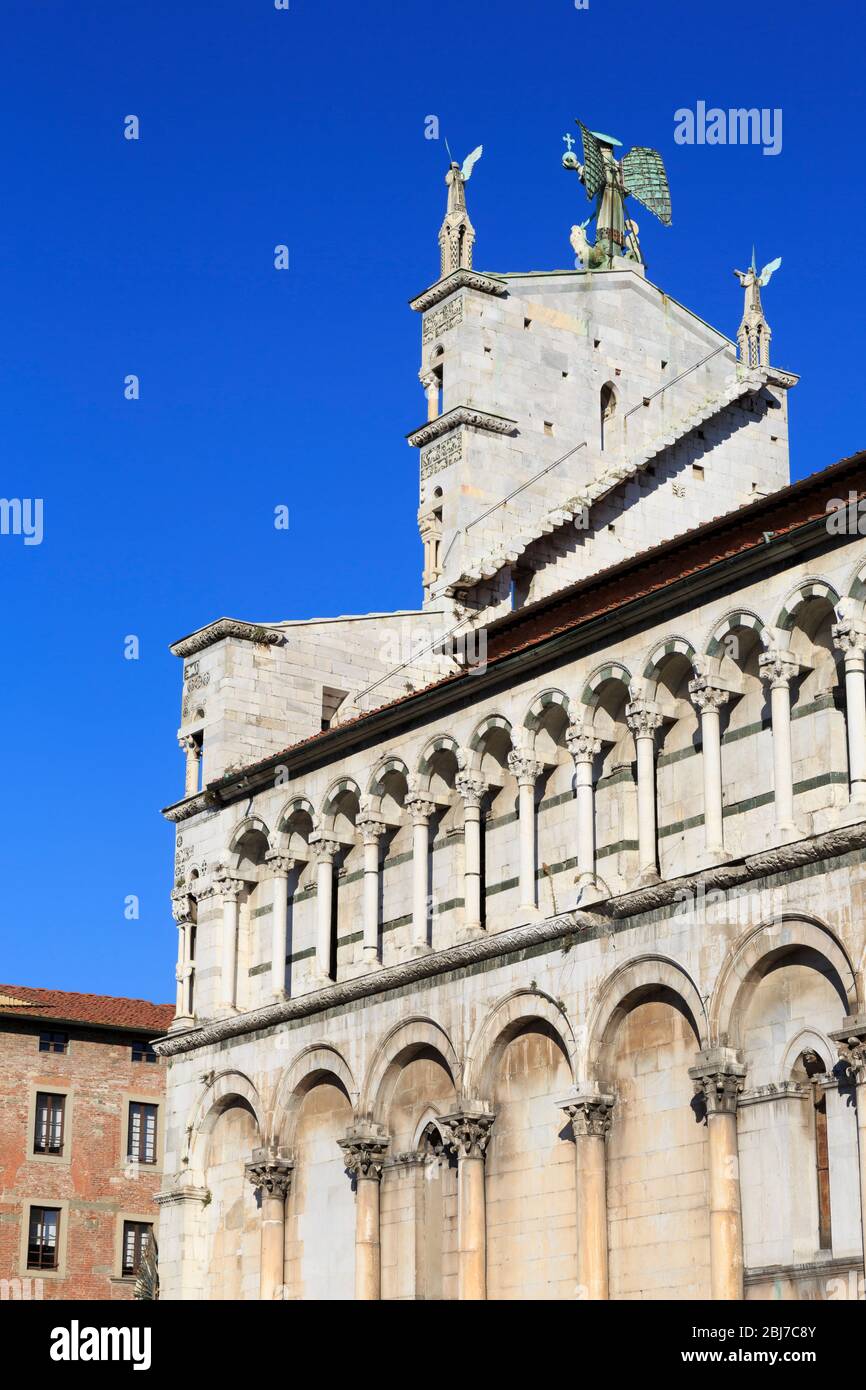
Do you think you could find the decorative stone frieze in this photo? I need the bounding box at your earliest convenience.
[420,433,462,480]
[407,405,517,450]
[422,295,464,344]
[170,618,284,659]
[408,268,507,314]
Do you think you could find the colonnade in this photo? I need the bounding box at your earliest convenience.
[176,625,866,1013]
[238,1046,764,1301]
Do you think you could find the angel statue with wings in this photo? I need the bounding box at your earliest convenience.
[439,145,483,278]
[562,121,672,268]
[734,250,781,367]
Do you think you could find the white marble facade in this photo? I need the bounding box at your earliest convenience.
[155,246,866,1302]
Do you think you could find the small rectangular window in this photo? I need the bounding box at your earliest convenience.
[38,1031,68,1054]
[27,1207,59,1270]
[321,686,348,733]
[122,1221,153,1277]
[543,421,554,436]
[692,464,704,480]
[131,1040,158,1064]
[34,1093,65,1156]
[127,1102,158,1165]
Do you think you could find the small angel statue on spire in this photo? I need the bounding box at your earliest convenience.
[439,145,483,278]
[734,249,781,368]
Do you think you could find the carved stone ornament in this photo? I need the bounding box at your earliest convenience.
[688,677,732,714]
[507,749,542,786]
[407,405,517,451]
[245,1148,294,1199]
[455,770,487,808]
[420,434,463,481]
[558,1092,615,1138]
[625,700,663,738]
[409,268,507,315]
[830,1017,866,1086]
[438,1109,495,1160]
[758,649,799,690]
[689,1050,747,1116]
[338,1126,390,1181]
[565,724,602,763]
[170,619,284,659]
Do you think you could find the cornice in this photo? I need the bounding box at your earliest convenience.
[152,817,866,1059]
[407,406,518,450]
[170,619,284,659]
[409,269,507,313]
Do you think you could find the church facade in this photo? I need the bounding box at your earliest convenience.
[155,155,866,1301]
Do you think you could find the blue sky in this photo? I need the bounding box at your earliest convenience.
[2,0,864,1003]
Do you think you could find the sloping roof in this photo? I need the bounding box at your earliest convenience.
[173,449,864,806]
[0,984,175,1034]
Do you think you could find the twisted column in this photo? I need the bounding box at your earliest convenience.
[440,1108,495,1300]
[356,814,387,964]
[689,1049,747,1300]
[833,620,866,803]
[558,1092,615,1300]
[265,853,295,998]
[507,748,542,910]
[566,725,601,885]
[689,677,731,862]
[246,1147,294,1301]
[759,650,800,835]
[339,1126,390,1301]
[310,836,341,982]
[456,770,486,933]
[625,699,663,882]
[405,793,436,955]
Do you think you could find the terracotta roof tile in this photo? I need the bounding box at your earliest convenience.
[0,984,174,1033]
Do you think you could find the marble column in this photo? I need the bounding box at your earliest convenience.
[625,699,663,882]
[265,853,294,999]
[310,836,340,982]
[689,677,731,862]
[558,1092,615,1300]
[507,749,542,911]
[419,369,440,422]
[831,1017,866,1271]
[566,725,602,885]
[356,813,386,965]
[440,1108,495,1301]
[833,620,866,803]
[759,649,800,836]
[215,873,242,1011]
[245,1147,294,1301]
[170,890,195,1024]
[178,733,201,798]
[405,792,436,955]
[456,770,486,933]
[689,1049,747,1300]
[339,1126,390,1301]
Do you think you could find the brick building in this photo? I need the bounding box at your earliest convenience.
[0,986,173,1299]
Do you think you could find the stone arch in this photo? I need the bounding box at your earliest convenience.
[467,713,512,757]
[225,814,271,872]
[641,636,697,698]
[704,608,768,658]
[578,661,633,716]
[367,757,410,799]
[273,1043,358,1149]
[361,1017,462,1124]
[416,735,461,783]
[585,954,708,1084]
[775,579,842,634]
[320,777,362,843]
[187,1069,265,1176]
[780,1026,837,1079]
[522,688,571,737]
[464,989,577,1100]
[845,552,866,607]
[710,915,859,1050]
[272,797,317,856]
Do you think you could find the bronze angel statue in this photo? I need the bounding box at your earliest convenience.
[562,121,671,268]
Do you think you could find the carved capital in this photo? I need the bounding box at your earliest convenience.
[565,724,602,764]
[688,677,732,715]
[507,750,542,786]
[213,870,243,904]
[833,620,866,664]
[558,1092,615,1138]
[439,1109,495,1161]
[405,793,437,825]
[245,1147,294,1200]
[265,851,295,879]
[758,649,799,690]
[455,770,487,809]
[171,890,195,925]
[338,1125,390,1181]
[689,1050,747,1115]
[177,733,201,757]
[356,813,387,846]
[625,700,663,738]
[310,835,341,866]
